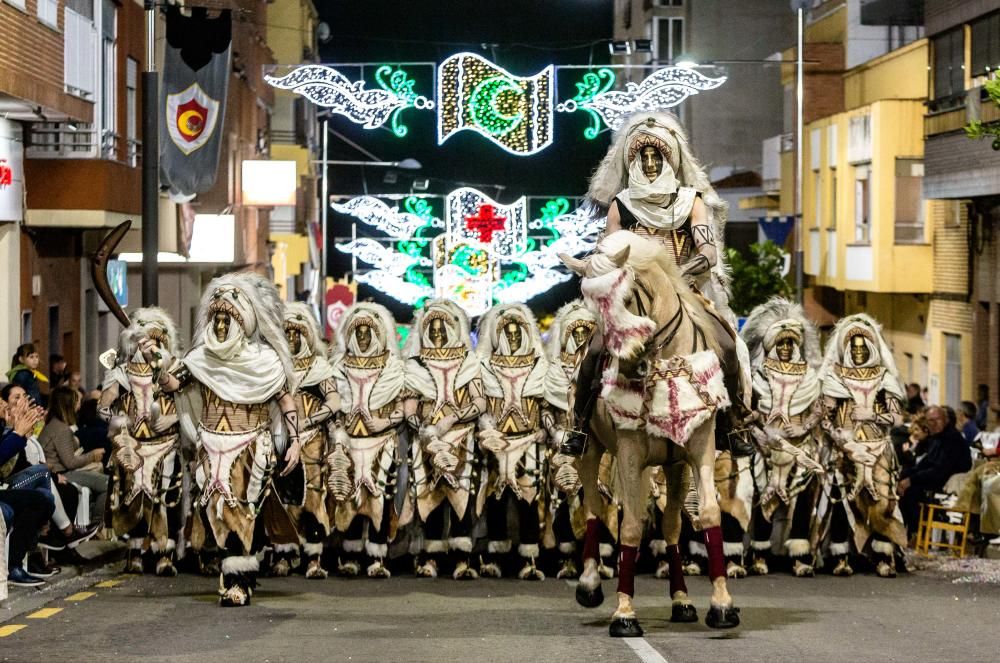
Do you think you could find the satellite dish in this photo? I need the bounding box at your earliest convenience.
[317,22,331,44]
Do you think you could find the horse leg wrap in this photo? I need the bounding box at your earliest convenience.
[616,545,638,597]
[582,518,601,563]
[666,544,688,596]
[703,526,726,581]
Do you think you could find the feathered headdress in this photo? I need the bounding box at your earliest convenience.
[191,271,297,391]
[404,298,472,356]
[820,313,904,402]
[282,302,327,360]
[333,302,400,359]
[740,297,821,370]
[476,303,544,359]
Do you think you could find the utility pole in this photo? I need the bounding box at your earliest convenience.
[320,117,329,334]
[141,0,159,306]
[794,1,806,304]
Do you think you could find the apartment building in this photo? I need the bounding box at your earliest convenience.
[922,0,1000,417]
[1,0,276,390]
[266,0,321,303]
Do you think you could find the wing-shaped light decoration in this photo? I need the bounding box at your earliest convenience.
[437,53,554,155]
[560,67,726,135]
[265,65,406,129]
[354,270,434,305]
[331,196,441,238]
[335,238,429,276]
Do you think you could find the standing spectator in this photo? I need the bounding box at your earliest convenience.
[905,383,925,415]
[7,344,48,406]
[67,371,85,397]
[0,393,53,587]
[38,387,108,528]
[958,401,980,446]
[897,405,973,535]
[976,384,990,431]
[49,354,69,389]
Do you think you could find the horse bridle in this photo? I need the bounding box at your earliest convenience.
[627,273,706,375]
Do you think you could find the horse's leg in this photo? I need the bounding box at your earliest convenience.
[608,431,646,638]
[576,440,606,608]
[687,421,741,629]
[662,460,698,623]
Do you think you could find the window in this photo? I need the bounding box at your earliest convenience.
[945,333,962,408]
[654,17,684,63]
[48,305,60,357]
[654,0,684,5]
[126,58,138,166]
[854,165,870,244]
[894,158,924,243]
[932,28,965,100]
[904,352,914,383]
[971,12,1000,76]
[100,0,118,159]
[830,171,838,229]
[814,172,822,229]
[21,311,31,345]
[37,0,58,28]
[65,2,98,99]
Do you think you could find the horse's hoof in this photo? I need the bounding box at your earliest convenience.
[609,617,644,638]
[671,602,698,623]
[575,583,604,608]
[706,605,741,629]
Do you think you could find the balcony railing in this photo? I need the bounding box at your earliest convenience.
[923,87,1000,138]
[26,124,140,166]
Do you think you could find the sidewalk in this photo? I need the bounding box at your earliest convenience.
[0,539,125,624]
[908,545,1000,584]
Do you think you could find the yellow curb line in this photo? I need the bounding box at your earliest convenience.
[27,607,63,619]
[0,624,27,637]
[94,579,122,588]
[65,592,97,602]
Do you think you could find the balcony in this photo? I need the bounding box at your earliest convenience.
[26,123,140,166]
[761,133,791,194]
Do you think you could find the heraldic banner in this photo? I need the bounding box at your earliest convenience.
[159,7,232,199]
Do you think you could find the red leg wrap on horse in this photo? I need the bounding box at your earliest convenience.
[666,544,688,596]
[582,518,601,562]
[617,545,638,597]
[704,525,726,580]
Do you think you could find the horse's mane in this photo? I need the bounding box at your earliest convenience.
[592,231,721,357]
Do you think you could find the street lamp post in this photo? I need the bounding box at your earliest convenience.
[793,1,806,304]
[141,0,159,306]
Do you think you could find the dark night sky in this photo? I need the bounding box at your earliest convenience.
[316,0,614,320]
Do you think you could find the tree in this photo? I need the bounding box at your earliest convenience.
[965,78,1000,150]
[725,241,792,317]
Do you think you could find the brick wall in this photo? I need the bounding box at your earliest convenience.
[932,200,970,296]
[0,0,91,121]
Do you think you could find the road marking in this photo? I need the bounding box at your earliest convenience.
[27,607,63,619]
[65,591,97,602]
[94,579,122,588]
[624,637,669,663]
[0,625,27,638]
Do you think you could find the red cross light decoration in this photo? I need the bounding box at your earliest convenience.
[464,204,507,243]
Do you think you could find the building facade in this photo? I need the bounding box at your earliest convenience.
[1,0,276,392]
[923,0,1000,420]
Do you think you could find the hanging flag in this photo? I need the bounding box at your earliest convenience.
[160,7,232,199]
[437,53,554,155]
[758,215,794,247]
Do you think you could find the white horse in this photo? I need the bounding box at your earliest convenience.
[560,231,740,637]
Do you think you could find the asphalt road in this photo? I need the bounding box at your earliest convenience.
[1,564,998,663]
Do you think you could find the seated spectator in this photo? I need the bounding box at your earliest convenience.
[976,384,990,431]
[76,398,110,470]
[958,400,980,446]
[905,383,925,416]
[0,385,97,556]
[38,387,108,529]
[68,371,85,398]
[895,414,929,473]
[0,390,53,587]
[956,435,1000,544]
[7,344,47,407]
[897,405,974,536]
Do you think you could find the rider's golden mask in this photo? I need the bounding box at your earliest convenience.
[213,311,231,342]
[640,145,663,181]
[849,334,870,366]
[428,318,448,348]
[355,324,373,353]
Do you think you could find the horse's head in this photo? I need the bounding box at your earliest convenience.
[560,232,658,362]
